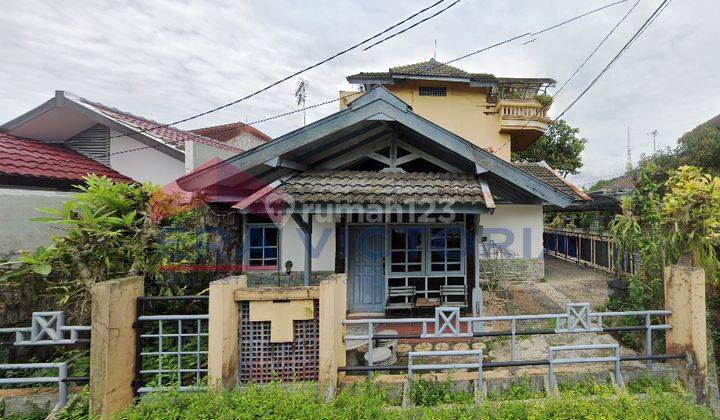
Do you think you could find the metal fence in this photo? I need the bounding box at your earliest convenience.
[342,303,679,377]
[133,296,209,394]
[544,228,638,275]
[0,311,90,410]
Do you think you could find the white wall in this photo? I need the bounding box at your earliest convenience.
[0,188,74,259]
[228,132,265,151]
[184,140,238,173]
[109,131,185,185]
[479,204,544,259]
[279,214,336,272]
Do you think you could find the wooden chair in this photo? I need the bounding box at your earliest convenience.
[385,286,416,315]
[439,284,468,309]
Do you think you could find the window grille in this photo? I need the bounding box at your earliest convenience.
[419,86,446,97]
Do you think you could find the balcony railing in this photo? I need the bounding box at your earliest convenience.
[497,100,550,125]
[496,100,551,148]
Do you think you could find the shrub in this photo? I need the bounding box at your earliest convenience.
[488,377,543,400]
[409,377,473,406]
[557,377,616,397]
[107,381,712,420]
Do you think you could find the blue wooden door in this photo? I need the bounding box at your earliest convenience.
[348,226,386,313]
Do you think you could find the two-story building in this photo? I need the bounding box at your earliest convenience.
[177,59,590,315]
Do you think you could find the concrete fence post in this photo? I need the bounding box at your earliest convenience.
[208,275,247,392]
[89,275,144,417]
[319,274,347,399]
[664,264,708,404]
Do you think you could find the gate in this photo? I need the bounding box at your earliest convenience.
[132,296,209,394]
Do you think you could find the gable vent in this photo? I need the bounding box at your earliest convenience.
[65,124,111,165]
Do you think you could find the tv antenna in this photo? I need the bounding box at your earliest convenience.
[647,129,658,153]
[295,79,309,126]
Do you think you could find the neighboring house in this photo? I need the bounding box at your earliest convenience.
[191,122,271,151]
[0,133,131,258]
[0,91,268,184]
[342,58,555,161]
[176,82,590,315]
[0,91,269,258]
[590,172,636,199]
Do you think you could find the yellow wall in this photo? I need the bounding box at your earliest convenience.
[341,80,512,161]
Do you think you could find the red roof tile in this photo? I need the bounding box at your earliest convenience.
[0,133,133,183]
[72,95,244,153]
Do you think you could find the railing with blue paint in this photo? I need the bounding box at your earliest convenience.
[543,228,638,275]
[0,311,90,410]
[341,303,678,376]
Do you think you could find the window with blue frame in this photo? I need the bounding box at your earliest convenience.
[246,224,279,268]
[429,226,463,273]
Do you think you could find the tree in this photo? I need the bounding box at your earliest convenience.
[512,119,587,176]
[0,175,207,319]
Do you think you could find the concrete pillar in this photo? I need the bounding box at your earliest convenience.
[89,275,144,417]
[208,275,247,392]
[318,274,347,399]
[665,264,708,404]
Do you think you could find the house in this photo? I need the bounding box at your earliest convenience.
[0,91,271,258]
[0,133,131,259]
[0,91,271,184]
[175,59,590,315]
[342,58,556,161]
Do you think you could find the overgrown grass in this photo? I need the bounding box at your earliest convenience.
[488,377,544,401]
[90,380,712,420]
[558,377,616,397]
[409,377,473,406]
[44,375,710,419]
[626,374,684,394]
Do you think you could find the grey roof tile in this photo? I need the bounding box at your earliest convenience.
[513,162,590,202]
[347,58,496,84]
[278,170,486,205]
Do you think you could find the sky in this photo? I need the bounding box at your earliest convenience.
[1,0,719,187]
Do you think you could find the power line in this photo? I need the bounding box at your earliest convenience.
[106,0,451,141]
[107,0,630,158]
[494,0,642,155]
[107,92,364,158]
[553,0,641,98]
[495,0,669,156]
[530,0,628,37]
[363,0,462,51]
[554,0,671,120]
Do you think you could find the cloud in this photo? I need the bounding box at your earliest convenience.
[1,0,719,187]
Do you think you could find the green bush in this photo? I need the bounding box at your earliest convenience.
[558,377,616,397]
[626,374,683,394]
[488,377,544,401]
[103,381,711,420]
[409,377,473,406]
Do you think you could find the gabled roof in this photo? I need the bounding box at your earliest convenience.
[0,91,240,160]
[191,122,272,143]
[177,86,575,207]
[347,58,554,87]
[0,133,132,184]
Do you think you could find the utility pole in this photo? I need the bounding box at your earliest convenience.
[295,79,309,126]
[647,129,658,153]
[626,126,633,173]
